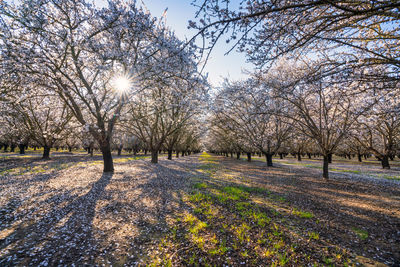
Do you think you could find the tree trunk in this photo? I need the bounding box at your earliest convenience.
[265,153,273,167]
[151,150,158,163]
[100,143,114,172]
[3,144,8,152]
[389,155,394,161]
[117,148,122,156]
[176,150,179,158]
[181,151,185,157]
[68,146,72,152]
[144,149,147,156]
[307,153,312,159]
[279,153,283,159]
[236,152,240,160]
[168,149,173,160]
[381,155,390,169]
[18,144,26,154]
[10,144,16,152]
[323,155,329,180]
[297,152,302,161]
[42,146,51,159]
[357,153,362,162]
[247,152,251,162]
[328,153,332,163]
[90,147,94,157]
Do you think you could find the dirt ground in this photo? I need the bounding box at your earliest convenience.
[0,152,399,266]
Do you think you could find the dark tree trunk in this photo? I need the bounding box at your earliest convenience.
[18,144,26,154]
[236,152,240,160]
[230,152,233,158]
[101,143,114,172]
[181,151,185,157]
[328,153,332,163]
[151,150,158,163]
[42,146,51,159]
[33,146,36,151]
[297,152,302,161]
[357,153,362,162]
[10,144,16,152]
[3,144,8,152]
[389,155,394,161]
[90,147,94,157]
[55,147,59,151]
[168,149,173,160]
[176,150,179,158]
[247,152,251,162]
[381,155,390,169]
[323,155,329,179]
[117,148,122,156]
[265,153,273,167]
[307,153,312,159]
[279,153,283,159]
[144,149,147,156]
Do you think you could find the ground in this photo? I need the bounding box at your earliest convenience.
[0,150,399,266]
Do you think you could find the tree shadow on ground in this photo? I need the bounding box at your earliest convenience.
[0,155,200,266]
[0,172,113,266]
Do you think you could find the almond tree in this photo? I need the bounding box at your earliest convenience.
[124,28,208,164]
[268,59,376,179]
[190,0,400,73]
[212,78,291,166]
[0,0,159,171]
[352,91,400,169]
[2,89,73,159]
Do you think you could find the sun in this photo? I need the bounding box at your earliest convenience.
[113,75,131,94]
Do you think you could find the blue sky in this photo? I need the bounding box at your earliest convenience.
[141,0,252,87]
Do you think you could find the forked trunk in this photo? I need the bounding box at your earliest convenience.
[323,155,329,180]
[42,146,51,159]
[151,150,158,163]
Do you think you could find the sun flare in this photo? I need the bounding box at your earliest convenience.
[113,75,131,94]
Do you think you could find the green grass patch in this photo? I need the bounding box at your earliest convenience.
[292,208,314,219]
[352,227,368,240]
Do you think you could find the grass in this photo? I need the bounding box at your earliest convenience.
[292,208,314,219]
[140,152,359,266]
[352,228,368,240]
